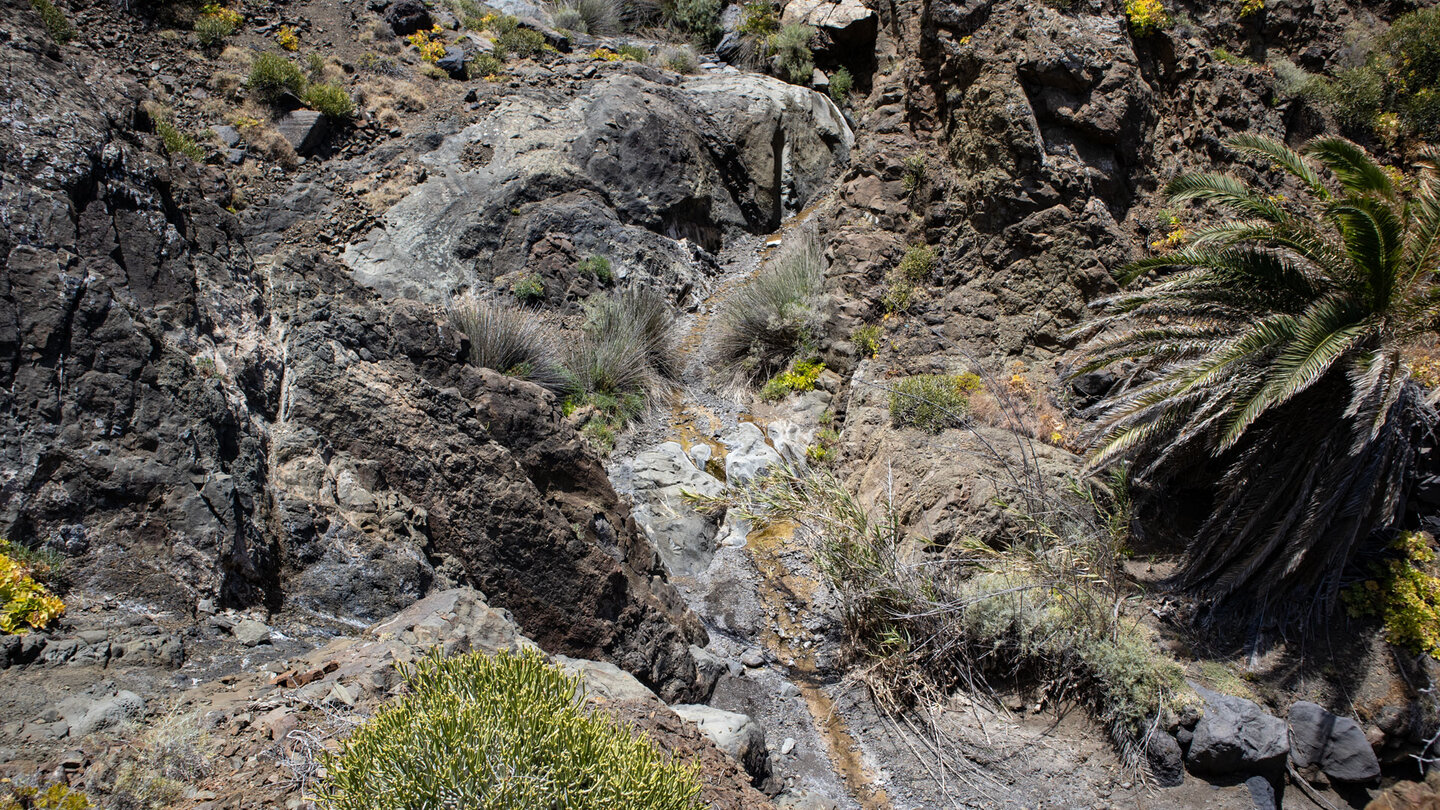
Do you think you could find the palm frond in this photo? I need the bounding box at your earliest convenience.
[1305,137,1396,199]
[1227,134,1329,199]
[1164,173,1289,223]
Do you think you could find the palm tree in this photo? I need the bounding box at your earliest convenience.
[1074,135,1440,629]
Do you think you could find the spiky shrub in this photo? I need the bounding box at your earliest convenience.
[1073,136,1440,628]
[30,0,74,44]
[448,298,568,392]
[718,229,827,380]
[888,373,980,432]
[767,23,814,85]
[248,52,306,104]
[318,649,703,810]
[548,0,621,35]
[302,82,355,120]
[828,66,853,104]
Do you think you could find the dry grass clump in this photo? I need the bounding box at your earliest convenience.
[448,296,569,392]
[717,227,827,381]
[88,713,212,809]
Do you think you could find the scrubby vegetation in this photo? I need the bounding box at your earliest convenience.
[498,26,547,59]
[563,288,678,452]
[1,539,65,635]
[106,713,213,809]
[896,244,936,281]
[1345,532,1440,658]
[194,3,240,46]
[661,44,699,74]
[760,359,825,402]
[248,52,307,104]
[511,273,547,304]
[1074,135,1440,627]
[448,298,569,392]
[901,154,926,193]
[718,229,827,380]
[30,0,75,44]
[667,0,723,47]
[578,254,614,284]
[1309,7,1440,138]
[768,23,814,85]
[302,82,356,119]
[888,373,981,432]
[829,67,853,104]
[548,0,621,35]
[1,783,91,810]
[702,461,1187,765]
[156,121,205,161]
[319,649,702,809]
[851,324,881,358]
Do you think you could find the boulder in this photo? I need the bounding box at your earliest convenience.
[384,0,433,35]
[671,704,771,787]
[723,423,784,483]
[232,618,272,647]
[1146,731,1185,787]
[1245,775,1278,810]
[274,110,327,156]
[1185,685,1288,776]
[612,442,725,577]
[1288,701,1381,783]
[72,691,146,737]
[780,0,877,59]
[437,46,467,78]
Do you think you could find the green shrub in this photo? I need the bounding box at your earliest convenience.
[497,26,546,59]
[301,82,355,119]
[319,649,702,810]
[156,121,205,161]
[738,1,779,36]
[718,229,826,380]
[1317,64,1387,129]
[1383,6,1440,134]
[828,66,853,104]
[888,373,981,432]
[577,254,614,283]
[30,0,75,44]
[760,359,825,402]
[305,51,327,81]
[2,783,92,809]
[896,244,936,281]
[1344,532,1440,657]
[194,13,235,46]
[768,23,813,85]
[851,324,881,358]
[248,52,306,104]
[511,274,547,304]
[882,275,913,314]
[467,52,505,78]
[448,298,568,391]
[617,43,648,61]
[669,0,722,47]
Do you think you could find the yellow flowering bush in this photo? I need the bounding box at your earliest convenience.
[1238,0,1263,17]
[0,541,65,634]
[1345,532,1440,657]
[1,784,91,810]
[1124,0,1168,36]
[407,25,446,62]
[276,25,299,51]
[760,359,825,401]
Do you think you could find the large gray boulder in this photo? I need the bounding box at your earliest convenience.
[723,423,784,483]
[343,69,850,305]
[1185,685,1289,776]
[611,442,726,578]
[671,704,771,787]
[1288,701,1381,783]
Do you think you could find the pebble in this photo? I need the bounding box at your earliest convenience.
[741,650,765,668]
[780,737,796,755]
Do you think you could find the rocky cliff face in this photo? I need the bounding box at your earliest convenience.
[0,0,709,702]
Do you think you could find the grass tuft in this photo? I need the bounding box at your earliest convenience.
[30,0,75,44]
[717,228,827,381]
[888,373,981,432]
[248,52,306,105]
[448,297,568,392]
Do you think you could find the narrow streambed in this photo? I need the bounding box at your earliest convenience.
[611,193,897,809]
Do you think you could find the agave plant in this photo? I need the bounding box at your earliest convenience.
[1074,135,1440,627]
